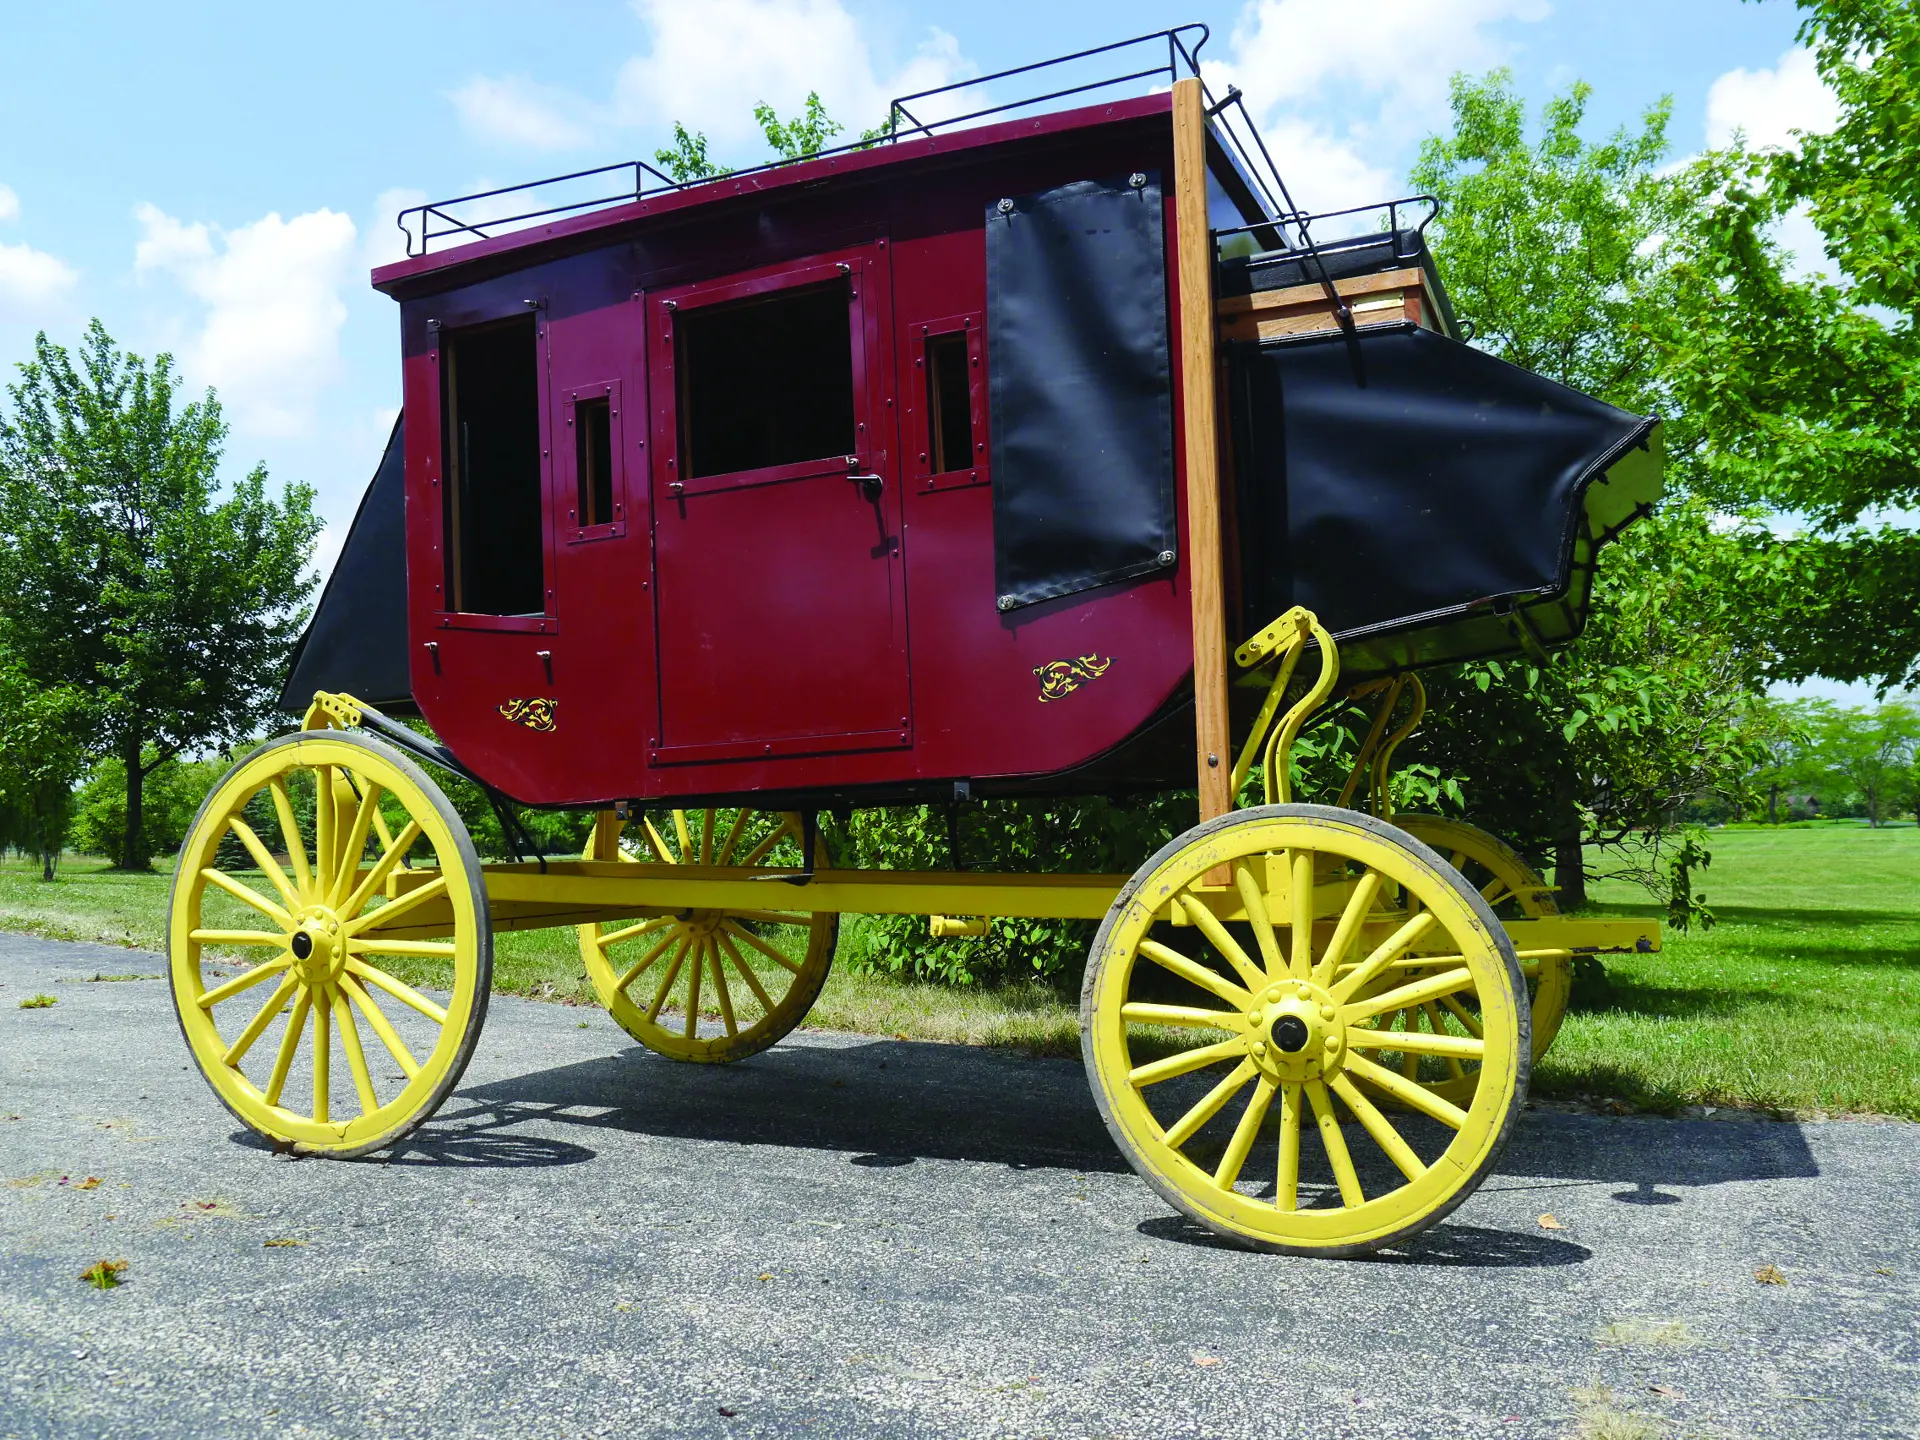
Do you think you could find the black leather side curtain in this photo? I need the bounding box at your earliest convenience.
[985,175,1176,611]
[278,416,413,713]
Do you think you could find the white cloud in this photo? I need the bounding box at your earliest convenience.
[1213,0,1548,217]
[614,0,969,153]
[133,202,357,437]
[1706,47,1841,153]
[0,240,79,319]
[0,184,19,224]
[447,75,596,151]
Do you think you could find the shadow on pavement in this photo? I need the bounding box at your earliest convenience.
[1136,1213,1593,1268]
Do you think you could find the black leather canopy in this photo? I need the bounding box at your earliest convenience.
[1227,323,1662,678]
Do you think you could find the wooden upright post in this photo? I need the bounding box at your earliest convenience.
[1171,77,1233,824]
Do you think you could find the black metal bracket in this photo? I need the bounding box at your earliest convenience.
[348,707,548,873]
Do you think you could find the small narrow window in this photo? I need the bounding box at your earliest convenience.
[442,317,544,616]
[925,331,973,474]
[677,281,855,479]
[576,395,613,526]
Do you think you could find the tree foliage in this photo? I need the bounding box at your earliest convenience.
[0,647,86,878]
[0,322,320,869]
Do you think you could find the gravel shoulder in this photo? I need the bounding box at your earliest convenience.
[3,931,1916,1440]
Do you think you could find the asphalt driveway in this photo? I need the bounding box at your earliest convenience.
[2,931,1915,1440]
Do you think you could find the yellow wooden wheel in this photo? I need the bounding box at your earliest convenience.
[167,731,490,1157]
[1393,815,1572,1065]
[578,808,836,1063]
[1082,804,1528,1256]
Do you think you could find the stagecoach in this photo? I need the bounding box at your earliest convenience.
[168,27,1664,1255]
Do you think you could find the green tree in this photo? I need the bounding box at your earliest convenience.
[755,92,842,160]
[0,647,86,879]
[0,322,320,870]
[1800,700,1920,826]
[654,122,725,183]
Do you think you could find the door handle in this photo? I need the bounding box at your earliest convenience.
[846,472,884,499]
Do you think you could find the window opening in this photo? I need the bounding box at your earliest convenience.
[677,281,855,478]
[576,395,613,526]
[443,317,544,615]
[925,331,973,474]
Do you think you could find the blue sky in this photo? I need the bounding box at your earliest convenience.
[2,0,1869,695]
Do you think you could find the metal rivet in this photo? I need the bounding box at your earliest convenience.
[1247,1010,1262,1025]
[1266,987,1281,1002]
[997,197,1015,214]
[997,596,1015,612]
[1320,1004,1336,1020]
[1129,172,1147,189]
[1156,550,1176,566]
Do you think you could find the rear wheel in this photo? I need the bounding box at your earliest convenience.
[1393,815,1571,1066]
[168,730,490,1157]
[1082,805,1527,1256]
[578,808,836,1063]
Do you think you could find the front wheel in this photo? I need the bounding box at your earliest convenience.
[1082,805,1528,1257]
[168,730,491,1157]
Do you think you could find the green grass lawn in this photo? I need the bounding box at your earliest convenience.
[3,822,1915,1117]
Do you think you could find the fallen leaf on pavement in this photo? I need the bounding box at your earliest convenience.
[1191,1353,1222,1368]
[1650,1384,1685,1399]
[1538,1213,1565,1230]
[718,1407,738,1418]
[263,1238,307,1248]
[60,1176,103,1191]
[756,1273,773,1281]
[1754,1264,1787,1286]
[79,1260,126,1290]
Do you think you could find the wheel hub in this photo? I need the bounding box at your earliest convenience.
[289,910,344,985]
[1248,978,1344,1082]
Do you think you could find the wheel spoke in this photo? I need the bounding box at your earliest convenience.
[268,778,312,899]
[264,988,313,1107]
[347,875,447,936]
[722,919,802,973]
[1128,1036,1246,1088]
[1329,1072,1428,1183]
[339,971,420,1079]
[708,940,738,1037]
[312,983,332,1124]
[644,937,692,1024]
[328,781,384,908]
[314,765,337,901]
[1346,1027,1484,1060]
[1342,1052,1469,1129]
[191,928,290,949]
[340,819,423,921]
[1342,964,1475,1024]
[1330,911,1438,1003]
[1436,992,1486,1039]
[1306,1078,1365,1208]
[1313,871,1382,986]
[1275,1081,1303,1211]
[1177,894,1266,993]
[1212,1077,1277,1189]
[1119,1002,1240,1030]
[718,931,776,1011]
[596,916,675,950]
[740,817,797,868]
[698,810,716,866]
[200,867,293,929]
[683,933,704,1038]
[640,816,675,863]
[345,958,449,1026]
[1162,1058,1256,1148]
[198,954,292,1009]
[227,817,300,911]
[348,937,456,959]
[1288,850,1315,978]
[1137,937,1251,1009]
[1232,860,1285,978]
[1421,1002,1468,1079]
[714,809,751,866]
[612,928,681,994]
[221,973,298,1065]
[333,985,379,1116]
